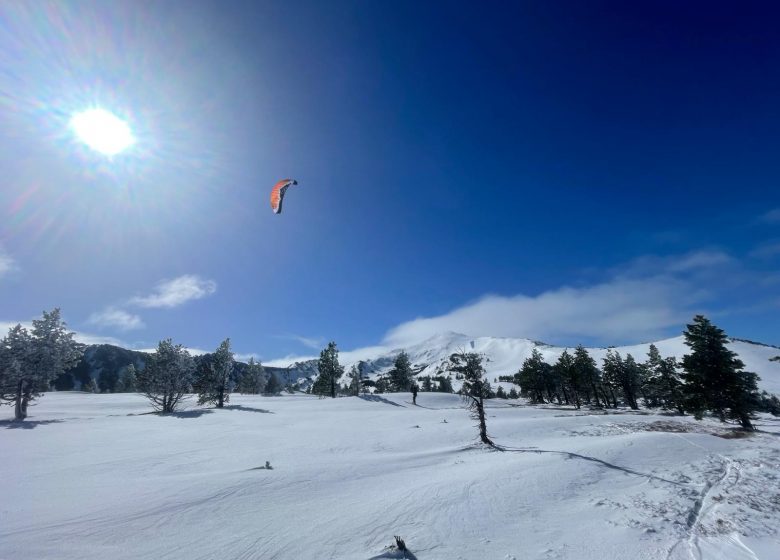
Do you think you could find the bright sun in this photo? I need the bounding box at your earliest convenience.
[70,108,135,156]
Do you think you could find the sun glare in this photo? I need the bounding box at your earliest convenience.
[70,108,135,156]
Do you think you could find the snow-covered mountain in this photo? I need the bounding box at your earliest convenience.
[273,331,780,395]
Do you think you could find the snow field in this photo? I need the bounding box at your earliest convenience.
[1,392,779,559]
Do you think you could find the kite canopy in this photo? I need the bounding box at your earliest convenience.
[270,179,298,214]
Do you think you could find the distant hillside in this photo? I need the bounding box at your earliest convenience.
[56,345,288,393]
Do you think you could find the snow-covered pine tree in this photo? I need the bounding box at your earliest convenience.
[238,357,267,394]
[347,362,362,396]
[449,351,492,445]
[88,378,99,393]
[681,315,760,429]
[116,364,137,393]
[316,341,344,398]
[389,351,413,392]
[1,309,83,420]
[196,338,234,408]
[136,339,195,413]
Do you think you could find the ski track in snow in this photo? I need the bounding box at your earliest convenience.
[2,393,780,559]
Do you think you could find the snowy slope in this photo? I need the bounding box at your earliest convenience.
[269,332,780,395]
[2,393,779,559]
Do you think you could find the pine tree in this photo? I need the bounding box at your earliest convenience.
[496,386,507,399]
[516,349,549,403]
[449,351,492,445]
[438,376,453,393]
[347,363,363,396]
[196,338,234,408]
[88,378,100,393]
[602,351,640,409]
[508,387,519,399]
[136,339,195,413]
[681,315,759,429]
[238,358,267,394]
[573,345,602,407]
[389,351,413,392]
[316,342,344,398]
[0,310,83,420]
[264,372,282,394]
[555,350,580,409]
[643,345,683,412]
[116,364,137,393]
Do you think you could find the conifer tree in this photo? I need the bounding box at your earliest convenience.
[264,372,282,394]
[238,358,267,394]
[602,351,640,409]
[573,345,602,407]
[643,345,683,412]
[316,341,344,398]
[508,387,519,399]
[0,309,83,420]
[347,363,363,396]
[555,350,580,409]
[681,315,759,429]
[196,338,234,408]
[136,339,194,413]
[116,364,137,393]
[516,348,548,403]
[449,351,492,445]
[389,351,413,392]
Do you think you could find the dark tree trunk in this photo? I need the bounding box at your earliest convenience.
[14,381,28,421]
[475,396,492,445]
[590,383,601,407]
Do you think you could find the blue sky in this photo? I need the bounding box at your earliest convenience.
[1,1,779,361]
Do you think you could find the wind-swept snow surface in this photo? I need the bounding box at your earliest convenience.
[2,393,779,559]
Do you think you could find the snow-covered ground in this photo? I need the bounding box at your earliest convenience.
[2,392,780,559]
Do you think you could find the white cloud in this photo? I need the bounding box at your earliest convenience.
[87,307,145,331]
[0,249,18,278]
[276,334,325,350]
[383,251,736,347]
[664,250,733,273]
[130,275,217,308]
[383,277,692,347]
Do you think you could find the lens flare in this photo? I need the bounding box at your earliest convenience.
[70,108,135,155]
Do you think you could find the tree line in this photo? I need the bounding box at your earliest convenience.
[511,315,778,430]
[2,311,778,430]
[0,309,281,419]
